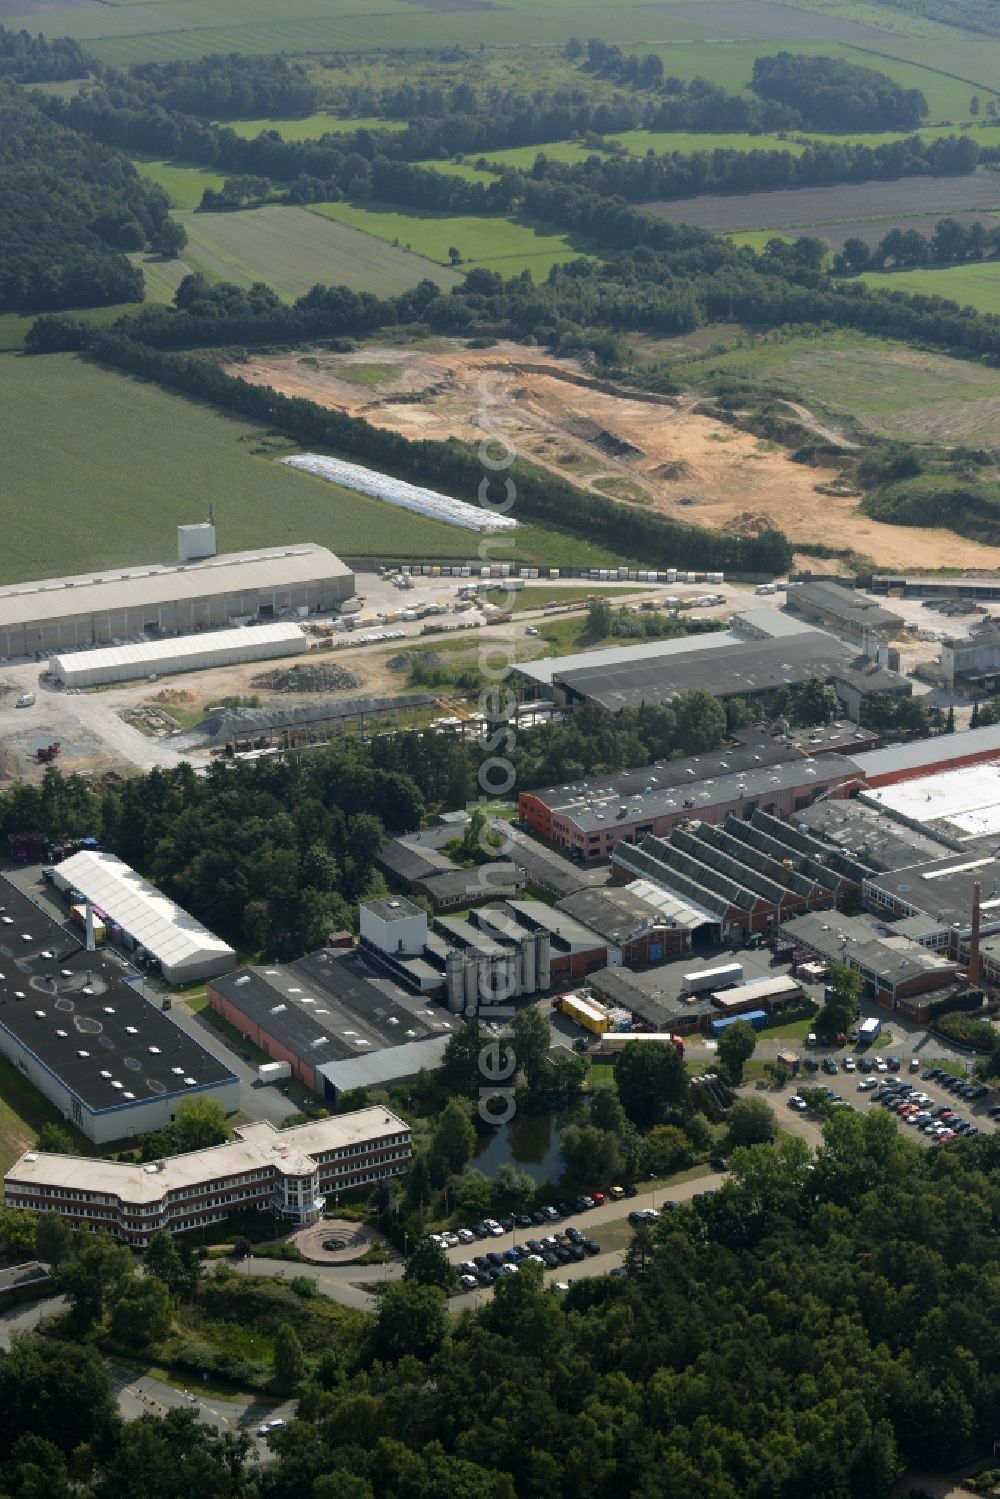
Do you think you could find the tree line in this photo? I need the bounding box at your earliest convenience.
[751,52,927,132]
[0,22,88,82]
[129,52,318,118]
[834,215,1000,272]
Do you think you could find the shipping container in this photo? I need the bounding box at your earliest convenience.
[258,1060,292,1083]
[708,1009,768,1037]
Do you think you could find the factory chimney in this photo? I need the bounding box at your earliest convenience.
[968,880,982,987]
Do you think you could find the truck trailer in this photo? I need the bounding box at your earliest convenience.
[682,962,744,996]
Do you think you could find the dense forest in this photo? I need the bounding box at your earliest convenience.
[4,1119,1000,1496]
[129,53,319,118]
[0,24,87,82]
[0,81,170,312]
[751,52,927,132]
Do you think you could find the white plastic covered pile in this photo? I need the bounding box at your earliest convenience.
[283,453,519,534]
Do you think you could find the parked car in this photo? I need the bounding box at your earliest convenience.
[887,1056,901,1071]
[583,1240,601,1256]
[843,1058,857,1073]
[590,1191,605,1206]
[608,1185,626,1200]
[457,1228,475,1244]
[909,1057,920,1072]
[822,1058,839,1075]
[788,1095,808,1111]
[858,1078,878,1092]
[710,1156,728,1172]
[459,1274,478,1290]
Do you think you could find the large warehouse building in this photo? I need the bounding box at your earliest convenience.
[51,622,307,689]
[51,851,236,985]
[0,544,354,659]
[0,878,237,1143]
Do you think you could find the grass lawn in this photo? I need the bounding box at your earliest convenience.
[317,361,400,388]
[763,1016,817,1042]
[677,326,1000,445]
[587,1062,616,1091]
[177,204,462,299]
[129,157,227,211]
[225,113,406,140]
[309,200,593,276]
[859,261,1000,317]
[0,353,634,583]
[593,477,651,504]
[482,584,646,613]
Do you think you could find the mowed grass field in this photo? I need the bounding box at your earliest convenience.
[176,204,462,298]
[859,261,1000,316]
[677,327,1000,444]
[310,201,592,276]
[226,114,405,140]
[0,355,627,581]
[130,156,227,211]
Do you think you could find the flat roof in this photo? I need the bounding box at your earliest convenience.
[550,635,893,712]
[853,724,1000,780]
[0,545,351,629]
[52,622,304,678]
[53,852,234,974]
[555,884,674,943]
[788,721,877,755]
[362,897,426,924]
[861,761,1000,840]
[0,878,235,1113]
[493,823,610,895]
[730,608,820,639]
[517,630,738,688]
[318,1037,450,1092]
[524,732,800,816]
[5,1110,408,1199]
[588,965,713,1027]
[212,948,452,1066]
[550,755,858,837]
[795,799,950,872]
[866,850,1000,931]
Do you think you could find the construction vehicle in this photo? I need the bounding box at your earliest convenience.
[36,743,60,763]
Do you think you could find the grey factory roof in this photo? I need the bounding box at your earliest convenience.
[0,879,234,1114]
[517,629,739,689]
[864,851,1000,933]
[212,947,452,1068]
[376,839,453,885]
[786,722,878,755]
[0,545,351,630]
[317,1037,450,1095]
[416,864,525,905]
[492,823,611,897]
[555,885,674,943]
[588,965,712,1029]
[363,896,426,926]
[788,580,904,632]
[853,723,1000,780]
[492,899,606,952]
[550,635,893,712]
[551,754,859,837]
[730,608,820,639]
[795,799,952,871]
[780,911,957,986]
[525,732,801,816]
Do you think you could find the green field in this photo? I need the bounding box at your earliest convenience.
[176,204,461,298]
[0,354,628,582]
[226,113,405,140]
[676,326,1000,444]
[859,261,1000,316]
[310,200,592,276]
[130,156,227,211]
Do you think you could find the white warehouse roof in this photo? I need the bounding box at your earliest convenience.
[52,851,236,984]
[52,622,306,687]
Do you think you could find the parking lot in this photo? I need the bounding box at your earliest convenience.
[788,1056,997,1146]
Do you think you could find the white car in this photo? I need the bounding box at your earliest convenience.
[457,1228,475,1244]
[858,1078,878,1092]
[500,1263,519,1275]
[788,1095,808,1112]
[843,1059,857,1073]
[460,1274,478,1290]
[875,1059,889,1073]
[525,625,539,636]
[441,1231,460,1248]
[489,1223,505,1237]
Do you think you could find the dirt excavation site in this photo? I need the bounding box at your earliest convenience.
[228,340,1000,571]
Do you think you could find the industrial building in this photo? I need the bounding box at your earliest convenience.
[208,938,453,1098]
[50,851,236,986]
[521,751,859,861]
[938,625,1000,693]
[784,580,904,642]
[4,1110,411,1245]
[851,723,1000,788]
[781,911,959,1010]
[50,622,306,689]
[555,884,695,965]
[0,543,354,659]
[375,826,526,912]
[587,954,808,1036]
[0,878,237,1144]
[871,574,1000,603]
[861,760,1000,843]
[516,630,910,719]
[611,810,845,942]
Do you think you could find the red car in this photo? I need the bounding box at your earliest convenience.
[590,1191,605,1206]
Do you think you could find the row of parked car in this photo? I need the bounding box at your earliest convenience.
[922,1066,990,1102]
[455,1227,603,1289]
[871,1077,985,1141]
[428,1187,640,1252]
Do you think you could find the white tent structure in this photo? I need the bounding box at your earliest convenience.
[51,622,306,688]
[51,851,236,985]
